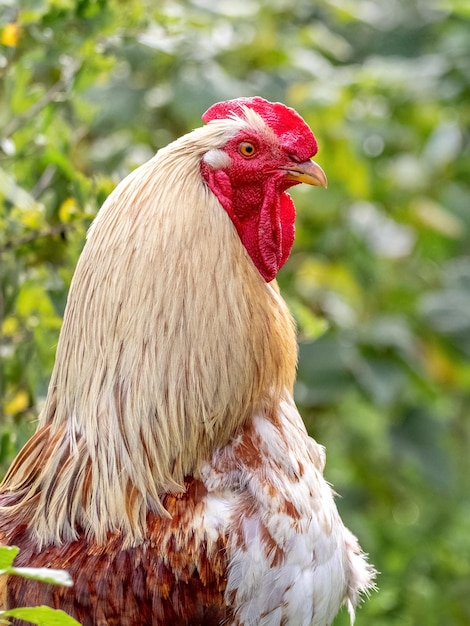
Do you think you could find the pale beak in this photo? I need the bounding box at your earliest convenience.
[281,160,328,188]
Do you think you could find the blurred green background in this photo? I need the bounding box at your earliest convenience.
[1,0,469,624]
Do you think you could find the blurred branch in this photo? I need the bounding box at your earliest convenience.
[0,223,73,254]
[1,60,81,144]
[1,81,65,141]
[30,165,57,200]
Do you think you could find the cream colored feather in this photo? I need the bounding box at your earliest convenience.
[0,113,297,547]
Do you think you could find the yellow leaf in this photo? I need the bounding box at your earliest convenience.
[1,23,20,47]
[21,205,44,230]
[59,197,79,222]
[296,258,362,308]
[1,316,18,336]
[4,390,29,415]
[422,340,457,385]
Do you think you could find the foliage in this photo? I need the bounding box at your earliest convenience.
[0,0,469,624]
[1,608,80,626]
[0,547,79,625]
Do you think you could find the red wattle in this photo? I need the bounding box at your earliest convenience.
[278,193,295,270]
[201,162,296,282]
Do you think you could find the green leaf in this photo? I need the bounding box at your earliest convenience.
[1,606,81,626]
[0,546,72,587]
[8,567,73,587]
[0,546,19,571]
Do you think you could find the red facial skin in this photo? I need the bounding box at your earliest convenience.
[200,98,319,282]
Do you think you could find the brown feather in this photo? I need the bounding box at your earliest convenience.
[0,479,230,626]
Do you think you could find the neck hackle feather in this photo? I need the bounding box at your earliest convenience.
[0,113,298,547]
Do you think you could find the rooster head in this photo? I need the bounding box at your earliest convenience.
[200,97,327,282]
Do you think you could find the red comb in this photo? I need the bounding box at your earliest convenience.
[202,97,318,160]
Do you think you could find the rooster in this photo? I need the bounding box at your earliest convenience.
[0,97,374,625]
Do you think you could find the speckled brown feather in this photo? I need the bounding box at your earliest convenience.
[0,396,374,626]
[0,479,230,626]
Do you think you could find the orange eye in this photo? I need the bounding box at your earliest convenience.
[238,142,257,158]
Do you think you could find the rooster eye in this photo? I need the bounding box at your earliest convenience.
[238,142,257,158]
